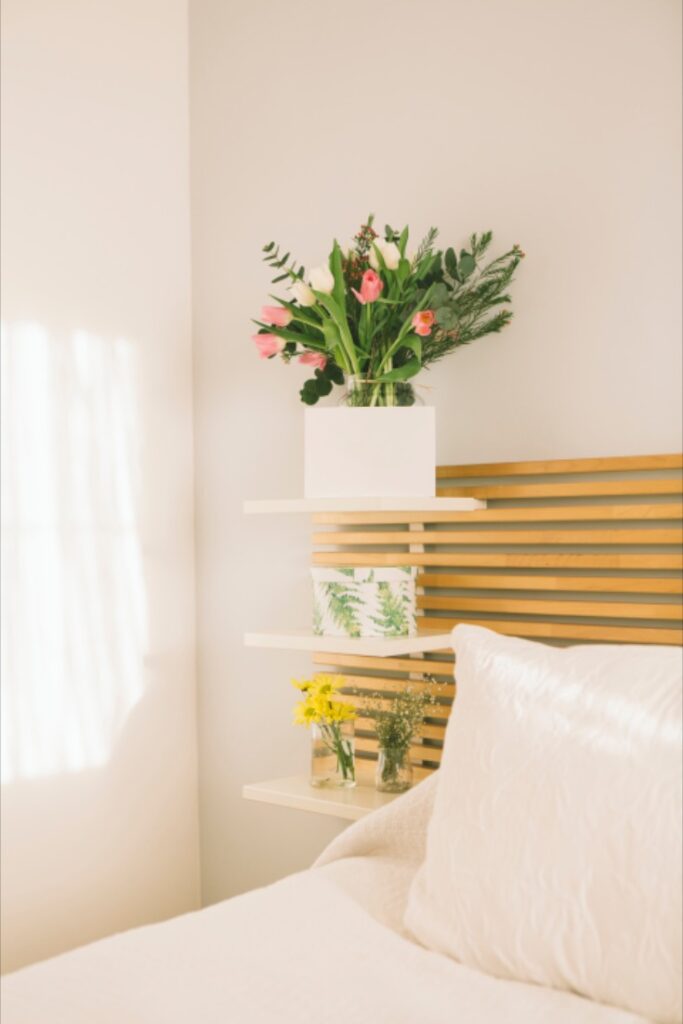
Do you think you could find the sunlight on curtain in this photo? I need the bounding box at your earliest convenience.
[1,322,148,782]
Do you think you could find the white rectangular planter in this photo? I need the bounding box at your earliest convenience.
[304,407,436,499]
[312,566,418,639]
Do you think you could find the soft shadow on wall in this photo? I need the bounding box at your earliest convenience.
[1,323,147,784]
[0,323,196,972]
[1,0,199,973]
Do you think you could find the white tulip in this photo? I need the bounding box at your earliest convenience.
[381,241,401,270]
[308,264,335,294]
[369,240,401,271]
[289,279,317,307]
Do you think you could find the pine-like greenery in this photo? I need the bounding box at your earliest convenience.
[422,232,524,367]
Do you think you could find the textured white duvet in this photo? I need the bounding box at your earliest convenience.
[2,776,652,1024]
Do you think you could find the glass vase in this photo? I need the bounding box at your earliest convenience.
[375,746,413,793]
[340,374,423,408]
[310,719,356,789]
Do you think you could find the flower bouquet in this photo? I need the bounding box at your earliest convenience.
[252,216,524,408]
[293,674,356,789]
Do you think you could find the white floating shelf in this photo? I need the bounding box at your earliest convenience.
[243,497,485,514]
[243,775,398,821]
[244,629,452,657]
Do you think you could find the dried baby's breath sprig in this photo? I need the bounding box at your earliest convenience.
[359,674,443,753]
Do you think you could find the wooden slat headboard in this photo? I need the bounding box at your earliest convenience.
[312,453,683,779]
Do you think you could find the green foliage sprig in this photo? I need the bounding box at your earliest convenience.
[261,241,306,284]
[360,676,442,754]
[424,232,524,364]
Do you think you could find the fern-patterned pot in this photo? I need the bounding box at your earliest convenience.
[311,567,418,638]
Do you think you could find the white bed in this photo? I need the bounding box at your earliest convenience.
[0,776,650,1024]
[3,626,680,1024]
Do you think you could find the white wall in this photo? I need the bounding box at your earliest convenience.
[189,0,682,905]
[1,0,200,971]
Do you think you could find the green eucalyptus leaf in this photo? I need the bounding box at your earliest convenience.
[459,252,476,279]
[436,307,455,327]
[300,380,320,405]
[445,247,458,279]
[314,374,333,397]
[430,283,449,307]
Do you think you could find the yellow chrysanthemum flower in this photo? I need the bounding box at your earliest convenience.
[290,673,355,727]
[292,701,318,726]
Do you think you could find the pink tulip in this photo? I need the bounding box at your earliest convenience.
[352,269,384,305]
[261,305,293,327]
[252,333,285,359]
[299,352,328,370]
[412,310,435,337]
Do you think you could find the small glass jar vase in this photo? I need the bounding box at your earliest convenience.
[310,719,356,789]
[376,746,413,793]
[340,374,423,408]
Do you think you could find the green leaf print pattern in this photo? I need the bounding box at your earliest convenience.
[370,582,411,637]
[322,583,363,638]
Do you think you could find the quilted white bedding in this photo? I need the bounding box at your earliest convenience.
[2,775,652,1024]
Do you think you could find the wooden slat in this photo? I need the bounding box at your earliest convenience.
[420,616,683,645]
[312,503,683,526]
[436,453,683,478]
[314,528,682,546]
[336,673,455,698]
[417,595,683,621]
[417,573,683,595]
[314,551,683,570]
[354,715,448,741]
[312,653,454,675]
[437,480,683,499]
[342,692,452,717]
[301,454,683,797]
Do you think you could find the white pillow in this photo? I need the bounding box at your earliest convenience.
[405,625,682,1024]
